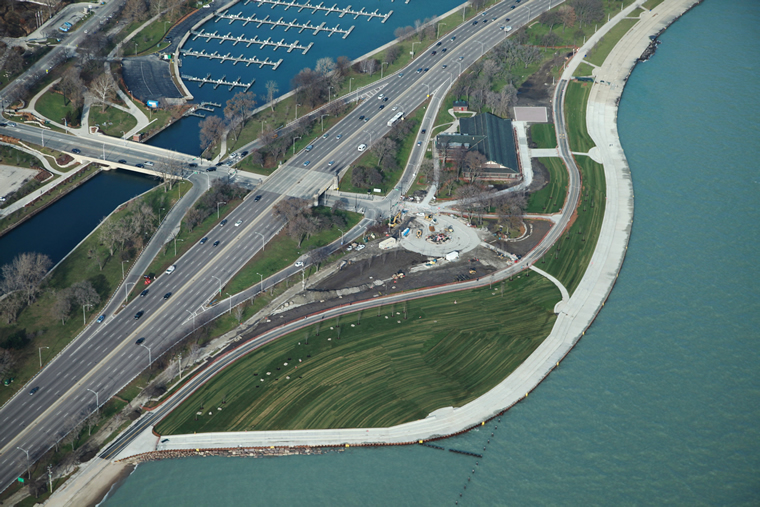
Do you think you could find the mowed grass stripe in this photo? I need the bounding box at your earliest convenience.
[156,276,560,434]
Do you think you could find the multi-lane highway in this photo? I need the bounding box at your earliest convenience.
[0,0,565,492]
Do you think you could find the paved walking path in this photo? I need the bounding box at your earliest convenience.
[530,148,560,158]
[112,0,702,455]
[530,265,569,313]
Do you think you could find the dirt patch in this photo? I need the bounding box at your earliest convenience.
[517,51,573,111]
[314,249,428,291]
[528,158,549,194]
[492,219,552,258]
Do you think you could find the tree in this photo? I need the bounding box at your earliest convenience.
[199,116,225,151]
[98,218,119,257]
[60,67,84,108]
[71,281,100,308]
[539,10,561,33]
[359,58,377,76]
[265,80,278,110]
[558,5,577,33]
[315,57,335,77]
[0,348,17,378]
[335,56,351,77]
[53,290,72,324]
[386,45,401,65]
[0,293,24,324]
[464,151,487,183]
[233,304,244,324]
[157,156,184,190]
[123,0,148,22]
[272,197,310,222]
[419,158,435,184]
[1,252,52,305]
[224,91,257,140]
[571,0,604,27]
[2,49,23,77]
[90,73,117,112]
[371,138,396,167]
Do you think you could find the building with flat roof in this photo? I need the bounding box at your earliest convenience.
[435,113,520,180]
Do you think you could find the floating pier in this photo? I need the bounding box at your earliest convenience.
[244,0,393,23]
[448,448,483,459]
[191,29,313,53]
[187,111,206,118]
[181,48,283,69]
[181,73,256,91]
[216,11,354,38]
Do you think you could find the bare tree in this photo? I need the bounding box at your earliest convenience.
[90,73,117,112]
[224,91,257,140]
[1,252,52,305]
[0,348,17,378]
[265,80,278,111]
[199,116,225,152]
[53,289,72,324]
[233,304,244,324]
[71,280,100,308]
[0,293,24,324]
[314,57,335,77]
[123,0,148,22]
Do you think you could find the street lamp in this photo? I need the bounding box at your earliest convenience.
[134,41,138,55]
[261,120,266,135]
[211,275,222,295]
[174,236,184,256]
[363,130,373,146]
[158,207,166,224]
[292,136,301,154]
[320,114,329,132]
[338,228,344,245]
[256,272,263,293]
[254,231,265,251]
[82,304,92,325]
[328,86,333,102]
[86,388,99,413]
[437,22,447,38]
[380,62,388,79]
[39,346,49,369]
[349,77,354,94]
[423,83,430,96]
[226,292,232,314]
[140,343,152,367]
[217,201,227,219]
[121,260,129,279]
[411,41,419,57]
[16,447,30,480]
[185,309,195,329]
[478,41,486,57]
[295,103,301,120]
[124,281,135,305]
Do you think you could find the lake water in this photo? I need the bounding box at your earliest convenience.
[0,170,157,269]
[104,1,760,504]
[148,0,467,154]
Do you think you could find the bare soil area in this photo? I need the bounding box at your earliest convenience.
[493,219,553,258]
[517,51,572,111]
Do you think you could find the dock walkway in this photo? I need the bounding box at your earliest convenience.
[190,29,313,53]
[245,0,392,23]
[216,11,355,38]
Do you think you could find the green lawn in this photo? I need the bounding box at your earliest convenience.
[526,157,568,214]
[130,18,172,56]
[0,144,42,170]
[155,274,560,434]
[564,81,595,153]
[538,155,606,295]
[642,0,666,9]
[225,208,362,295]
[574,62,595,78]
[0,183,176,405]
[530,123,557,149]
[35,90,81,126]
[88,106,137,138]
[586,18,639,67]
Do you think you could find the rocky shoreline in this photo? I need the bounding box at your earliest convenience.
[121,446,344,464]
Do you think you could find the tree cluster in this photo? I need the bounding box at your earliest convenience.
[350,118,418,189]
[98,201,157,260]
[184,180,247,231]
[453,184,527,233]
[52,280,101,325]
[272,198,347,248]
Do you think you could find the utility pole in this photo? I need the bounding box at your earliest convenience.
[17,447,30,480]
[178,352,182,381]
[82,304,92,325]
[47,465,53,493]
[254,231,265,251]
[211,275,222,294]
[226,292,232,314]
[217,201,227,219]
[39,346,49,369]
[86,388,99,413]
[185,309,195,330]
[140,344,152,366]
[257,273,264,293]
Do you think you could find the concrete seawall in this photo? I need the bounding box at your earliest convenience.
[122,0,702,456]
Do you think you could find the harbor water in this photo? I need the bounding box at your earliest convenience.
[105,1,760,504]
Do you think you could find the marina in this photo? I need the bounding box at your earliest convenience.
[244,0,393,23]
[180,73,256,91]
[190,29,313,53]
[216,11,355,38]
[180,48,284,68]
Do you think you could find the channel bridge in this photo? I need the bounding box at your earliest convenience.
[181,48,284,69]
[190,29,313,53]
[216,11,355,38]
[244,0,393,23]
[180,73,255,91]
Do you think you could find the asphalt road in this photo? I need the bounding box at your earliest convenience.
[0,0,564,492]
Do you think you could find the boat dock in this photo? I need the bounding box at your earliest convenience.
[180,73,256,91]
[244,0,393,23]
[216,12,355,38]
[181,48,283,69]
[190,29,313,53]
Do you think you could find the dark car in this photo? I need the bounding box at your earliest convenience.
[207,167,217,172]
[442,48,447,52]
[213,240,220,247]
[220,219,228,226]
[505,18,510,21]
[416,68,423,73]
[421,129,427,134]
[189,162,198,168]
[215,161,224,166]
[140,289,149,297]
[358,115,365,120]
[163,292,172,300]
[423,68,429,72]
[118,159,127,164]
[383,97,388,102]
[72,148,81,154]
[451,36,456,41]
[436,41,442,46]
[472,20,478,25]
[379,105,385,109]
[136,337,145,345]
[240,151,248,157]
[136,163,145,168]
[134,311,144,320]
[431,51,437,55]
[254,195,262,202]
[200,237,208,244]
[483,19,488,23]
[510,5,515,8]
[29,386,39,395]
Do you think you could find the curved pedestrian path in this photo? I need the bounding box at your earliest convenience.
[530,265,569,313]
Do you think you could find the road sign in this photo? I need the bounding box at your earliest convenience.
[17,477,24,483]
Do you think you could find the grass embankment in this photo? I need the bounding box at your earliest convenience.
[89,106,137,137]
[530,123,557,149]
[34,90,81,127]
[642,0,666,9]
[156,275,560,434]
[586,18,639,67]
[0,144,43,170]
[526,157,568,214]
[131,18,173,56]
[225,208,362,295]
[338,105,426,195]
[564,81,595,152]
[574,62,595,78]
[0,183,177,405]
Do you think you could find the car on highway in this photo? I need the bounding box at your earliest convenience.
[505,18,511,21]
[379,105,385,109]
[451,36,456,41]
[163,292,172,300]
[220,219,228,226]
[206,167,216,172]
[135,163,145,168]
[72,148,81,154]
[136,337,145,345]
[235,220,242,227]
[417,141,422,146]
[200,237,208,244]
[510,5,515,8]
[442,48,447,52]
[472,20,478,25]
[254,195,262,202]
[358,144,367,152]
[29,387,39,395]
[305,145,313,152]
[144,161,154,166]
[97,314,106,323]
[303,160,311,166]
[377,94,384,100]
[363,116,370,122]
[165,265,176,275]
[359,115,365,120]
[294,261,304,267]
[134,311,144,320]
[391,106,398,111]
[436,41,442,46]
[416,68,422,73]
[336,134,343,139]
[383,97,388,102]
[424,68,429,72]
[442,64,448,69]
[483,19,488,23]
[431,50,437,55]
[328,160,335,165]
[118,159,127,164]
[505,26,512,31]
[140,289,149,297]
[213,240,220,247]
[459,56,464,60]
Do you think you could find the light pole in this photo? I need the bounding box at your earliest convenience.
[226,292,232,314]
[121,260,129,279]
[328,86,333,102]
[174,236,184,256]
[423,83,430,97]
[380,62,388,79]
[411,41,419,57]
[478,40,485,57]
[124,281,135,305]
[211,275,222,294]
[158,207,165,225]
[41,129,44,147]
[338,228,344,245]
[254,231,265,251]
[256,273,263,293]
[134,41,138,55]
[86,388,99,413]
[140,344,152,366]
[261,119,266,135]
[292,136,301,154]
[437,22,447,38]
[349,77,354,94]
[185,309,195,329]
[364,130,373,146]
[205,172,210,191]
[82,304,92,325]
[217,201,226,219]
[320,114,328,132]
[295,103,301,120]
[120,130,127,146]
[39,346,49,369]
[17,447,30,480]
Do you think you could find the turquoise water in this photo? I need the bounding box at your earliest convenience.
[105,1,760,504]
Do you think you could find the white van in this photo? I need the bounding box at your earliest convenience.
[358,144,367,152]
[165,265,176,275]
